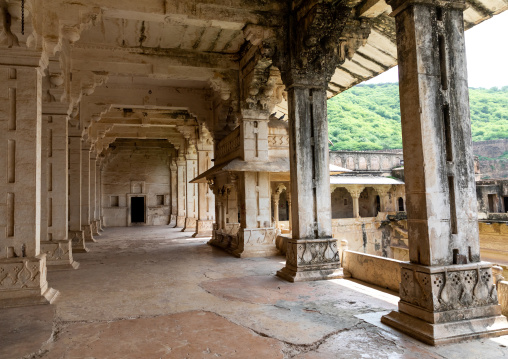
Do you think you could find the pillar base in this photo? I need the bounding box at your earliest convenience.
[231,228,279,258]
[82,224,96,243]
[192,220,214,237]
[0,255,60,308]
[381,261,508,345]
[175,216,186,228]
[381,309,508,345]
[92,221,101,236]
[69,230,89,253]
[169,214,177,226]
[277,238,343,282]
[41,240,80,271]
[182,217,197,232]
[98,219,104,232]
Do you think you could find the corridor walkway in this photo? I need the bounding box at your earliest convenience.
[1,226,508,358]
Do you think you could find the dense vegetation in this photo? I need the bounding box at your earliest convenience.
[327,83,508,151]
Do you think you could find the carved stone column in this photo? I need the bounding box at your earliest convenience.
[381,0,508,344]
[96,161,104,231]
[287,190,292,232]
[68,131,87,252]
[40,112,79,270]
[89,153,100,236]
[346,185,365,219]
[275,1,370,282]
[0,58,59,307]
[194,144,214,237]
[376,185,392,213]
[183,141,198,232]
[175,152,187,228]
[272,194,280,229]
[169,158,177,225]
[81,143,96,242]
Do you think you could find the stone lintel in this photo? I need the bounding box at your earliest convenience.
[0,255,60,309]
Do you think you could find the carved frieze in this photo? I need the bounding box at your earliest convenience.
[399,263,498,312]
[0,257,45,290]
[268,135,289,148]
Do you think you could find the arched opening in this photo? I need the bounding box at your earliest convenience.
[359,187,379,218]
[398,197,405,212]
[278,190,289,221]
[331,187,354,218]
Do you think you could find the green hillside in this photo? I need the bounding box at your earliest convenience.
[327,83,508,151]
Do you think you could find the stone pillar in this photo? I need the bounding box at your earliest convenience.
[381,0,508,344]
[376,185,392,213]
[175,152,187,228]
[0,61,59,307]
[68,133,87,252]
[346,186,364,219]
[169,159,177,225]
[40,113,79,270]
[273,1,370,281]
[81,144,96,242]
[89,154,100,236]
[287,190,292,232]
[272,194,280,229]
[234,172,278,257]
[194,148,214,237]
[183,142,198,232]
[96,161,104,231]
[276,84,342,281]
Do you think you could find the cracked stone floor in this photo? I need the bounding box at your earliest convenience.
[1,226,508,359]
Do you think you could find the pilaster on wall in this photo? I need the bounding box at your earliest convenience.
[0,59,59,307]
[381,0,508,344]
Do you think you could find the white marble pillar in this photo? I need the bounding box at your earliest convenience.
[68,133,87,252]
[381,0,508,343]
[40,113,79,270]
[81,144,96,242]
[0,62,59,307]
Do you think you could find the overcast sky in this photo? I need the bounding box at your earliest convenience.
[365,11,508,88]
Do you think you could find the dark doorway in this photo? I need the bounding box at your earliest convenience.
[504,196,508,213]
[131,197,145,223]
[398,197,405,212]
[488,194,496,213]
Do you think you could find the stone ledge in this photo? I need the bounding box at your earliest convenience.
[381,310,508,345]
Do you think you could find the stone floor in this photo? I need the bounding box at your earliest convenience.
[1,226,508,359]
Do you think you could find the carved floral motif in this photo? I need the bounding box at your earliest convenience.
[0,258,44,290]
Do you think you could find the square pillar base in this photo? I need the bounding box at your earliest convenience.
[41,240,79,271]
[82,225,96,243]
[69,230,89,253]
[98,219,104,232]
[277,238,344,282]
[0,255,60,309]
[381,261,508,345]
[175,216,186,228]
[381,309,508,345]
[182,217,197,232]
[231,228,280,258]
[169,214,177,226]
[192,220,214,237]
[92,221,101,236]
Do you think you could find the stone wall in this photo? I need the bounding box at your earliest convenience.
[102,141,170,227]
[473,139,508,159]
[329,151,403,172]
